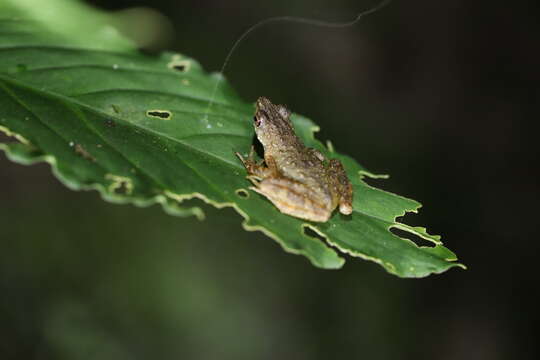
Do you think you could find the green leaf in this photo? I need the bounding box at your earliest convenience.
[0,0,464,277]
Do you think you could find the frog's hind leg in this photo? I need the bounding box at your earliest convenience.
[329,159,353,215]
[251,177,332,222]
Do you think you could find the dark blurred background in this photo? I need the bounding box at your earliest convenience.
[1,0,539,359]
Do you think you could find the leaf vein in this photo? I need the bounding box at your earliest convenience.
[72,88,244,111]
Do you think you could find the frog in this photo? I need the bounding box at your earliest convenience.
[236,97,353,222]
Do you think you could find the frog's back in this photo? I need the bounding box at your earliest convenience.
[275,148,332,200]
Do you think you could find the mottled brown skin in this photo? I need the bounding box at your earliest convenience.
[236,97,353,222]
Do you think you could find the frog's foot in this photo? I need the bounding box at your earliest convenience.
[339,199,353,215]
[338,182,353,215]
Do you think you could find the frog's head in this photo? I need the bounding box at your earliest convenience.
[253,97,295,147]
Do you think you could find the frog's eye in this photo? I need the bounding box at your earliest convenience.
[253,115,263,127]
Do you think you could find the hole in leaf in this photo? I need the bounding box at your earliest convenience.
[105,174,133,195]
[302,224,326,243]
[146,110,172,120]
[390,226,436,247]
[235,189,249,199]
[167,58,190,72]
[302,224,344,254]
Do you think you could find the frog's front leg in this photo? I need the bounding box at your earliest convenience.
[250,176,333,222]
[235,146,272,179]
[328,159,353,215]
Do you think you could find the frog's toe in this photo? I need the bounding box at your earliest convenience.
[235,151,244,159]
[246,175,262,185]
[235,152,247,165]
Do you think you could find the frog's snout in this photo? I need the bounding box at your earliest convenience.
[256,96,273,108]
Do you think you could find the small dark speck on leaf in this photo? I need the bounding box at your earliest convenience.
[105,119,116,128]
[74,144,96,162]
